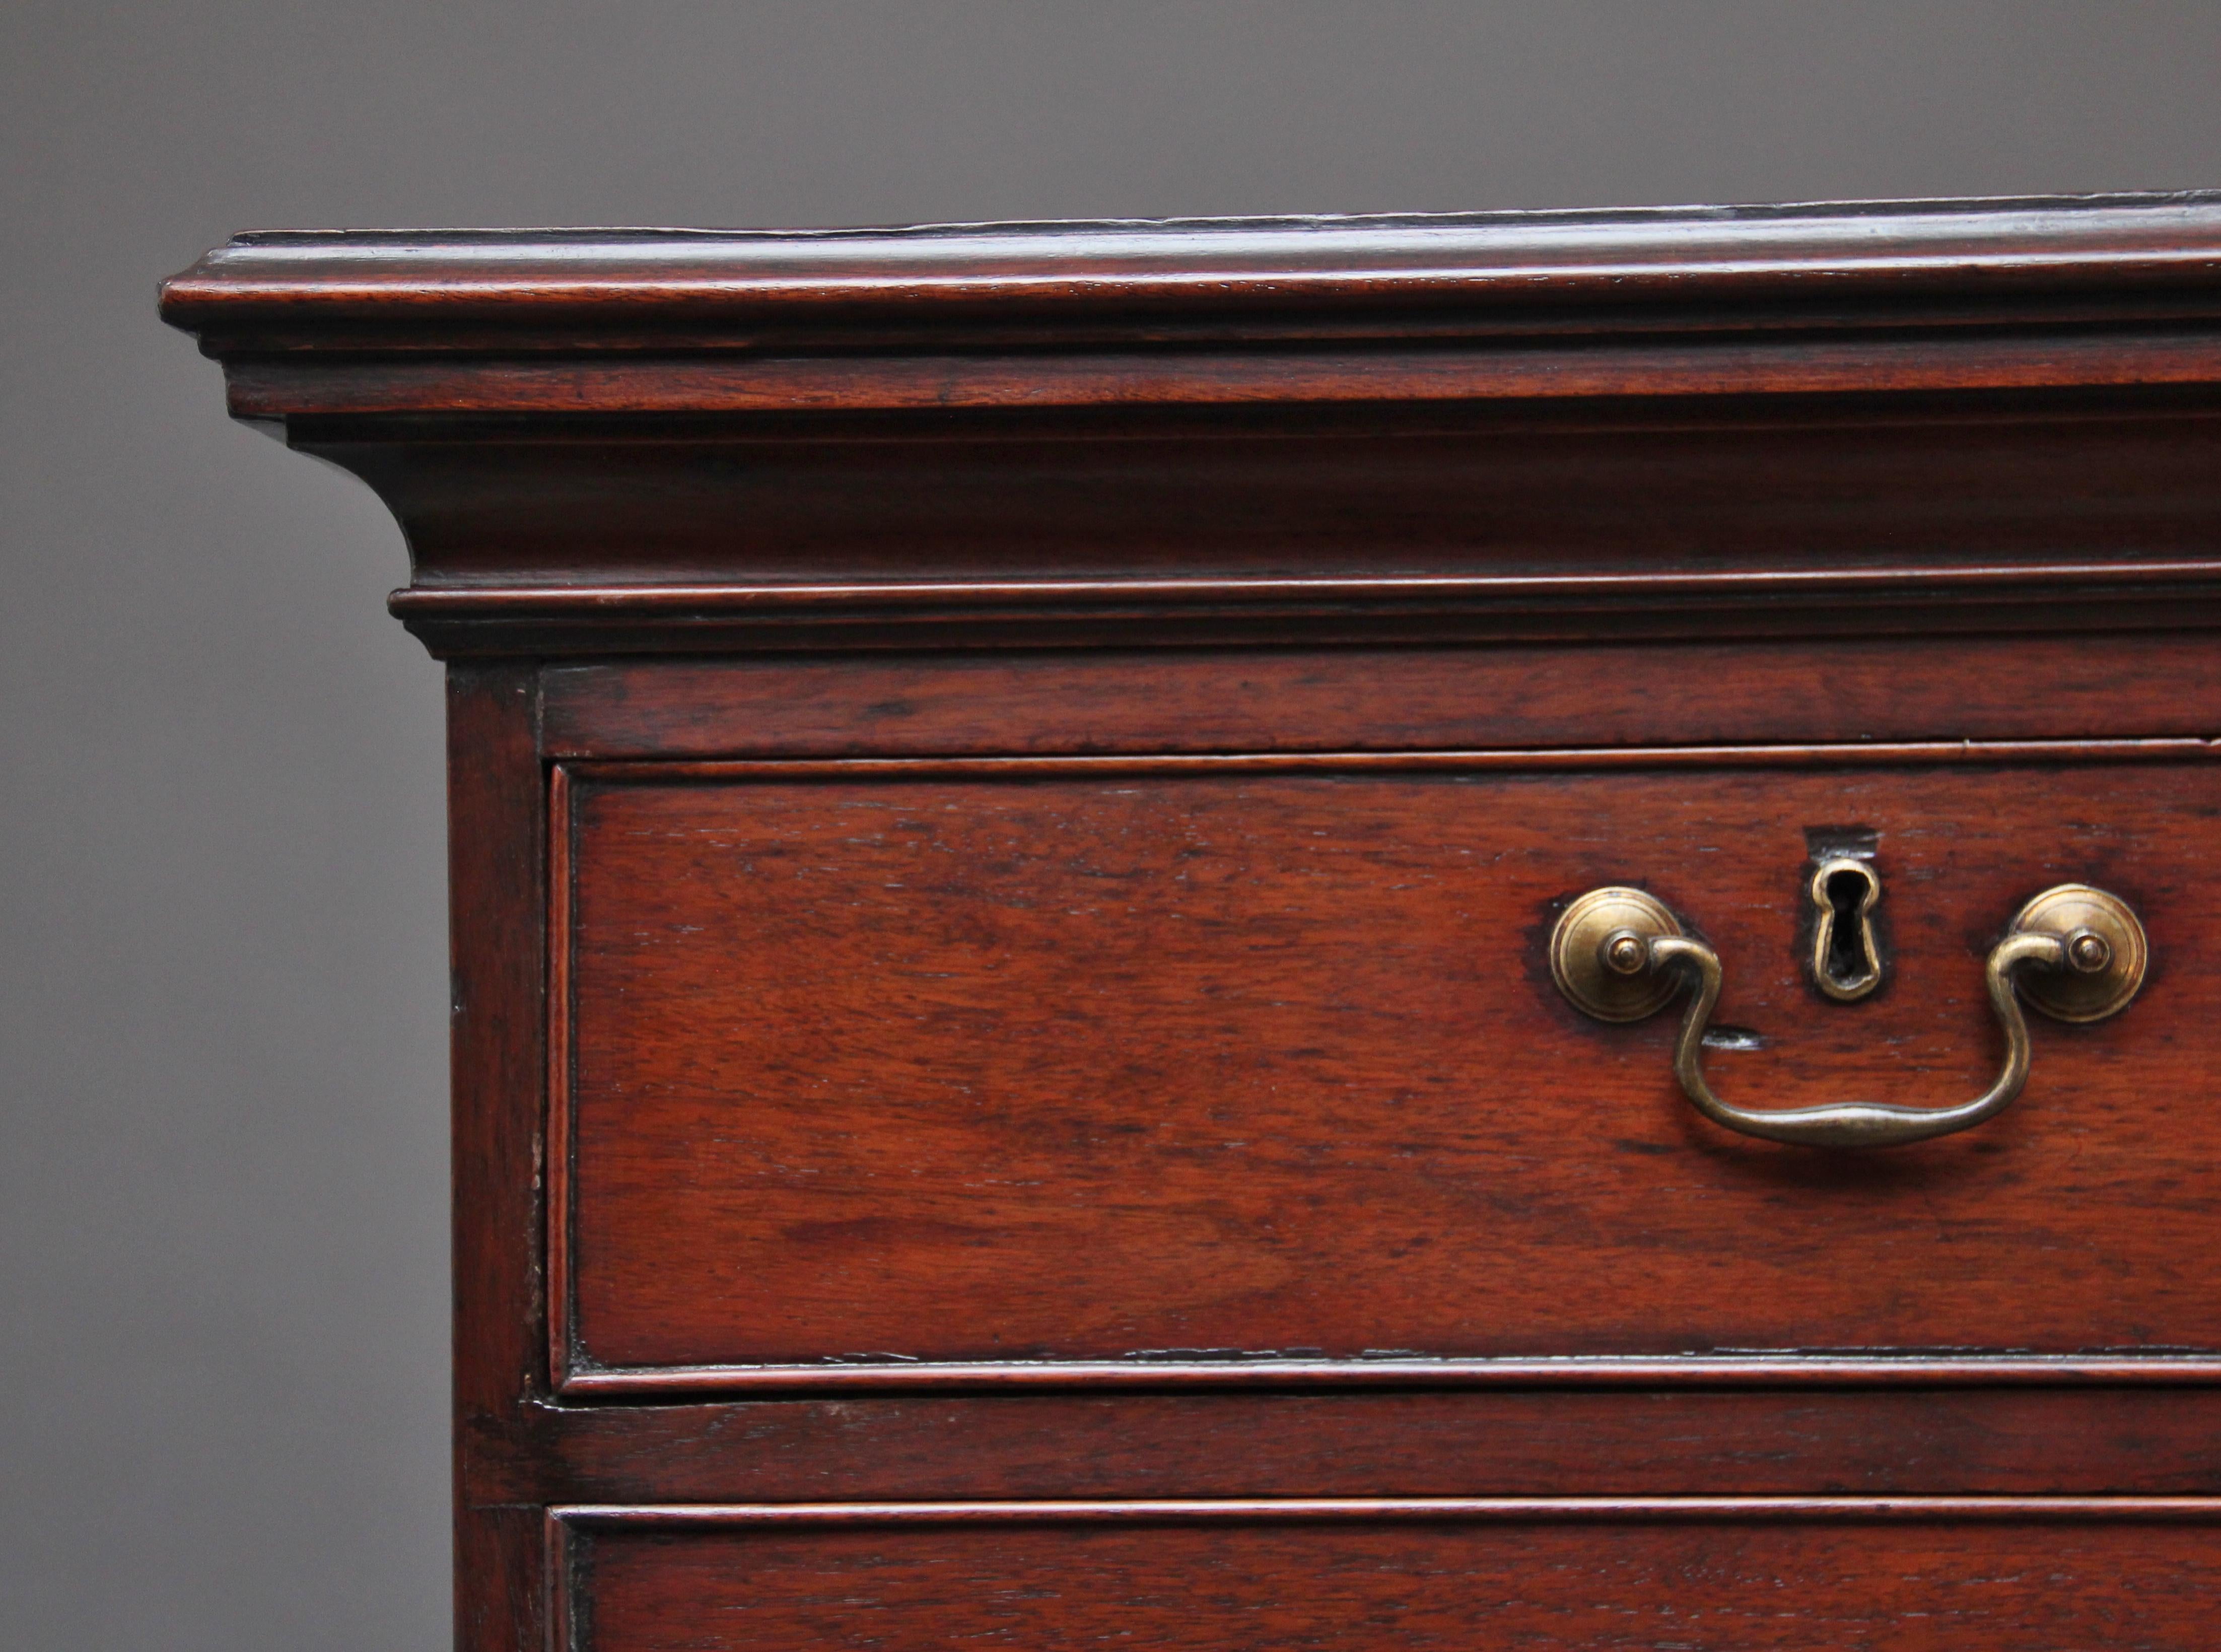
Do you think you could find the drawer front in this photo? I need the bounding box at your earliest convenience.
[554,752,2218,1391]
[559,1500,2221,1650]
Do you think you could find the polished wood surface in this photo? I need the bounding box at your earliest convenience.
[471,1389,2221,1503]
[158,197,2221,657]
[446,666,549,1652]
[150,195,2221,313]
[336,408,2221,654]
[542,635,2221,759]
[558,755,2217,1391]
[559,1500,2221,1651]
[156,194,2221,368]
[162,195,2221,1647]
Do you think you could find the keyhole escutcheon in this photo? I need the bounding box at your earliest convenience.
[1810,856,1883,1002]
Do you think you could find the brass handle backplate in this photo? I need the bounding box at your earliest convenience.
[1550,882,2146,1149]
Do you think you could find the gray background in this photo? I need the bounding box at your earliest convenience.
[6,4,2218,1645]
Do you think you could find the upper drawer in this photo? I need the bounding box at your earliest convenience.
[551,749,2218,1395]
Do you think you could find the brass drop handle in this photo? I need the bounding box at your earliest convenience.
[1551,883,2147,1149]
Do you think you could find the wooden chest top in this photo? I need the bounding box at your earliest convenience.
[163,192,2221,657]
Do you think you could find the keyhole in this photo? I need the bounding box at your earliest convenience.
[1821,869,1870,980]
[1809,857,1882,1001]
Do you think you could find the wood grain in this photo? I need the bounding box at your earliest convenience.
[541,637,2221,761]
[465,1389,2221,1504]
[225,330,2221,416]
[161,198,2221,1646]
[447,665,550,1652]
[159,200,2221,659]
[558,755,2221,1390]
[332,404,2221,580]
[158,194,2221,351]
[559,1499,2221,1651]
[338,407,2221,655]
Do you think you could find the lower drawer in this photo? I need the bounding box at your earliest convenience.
[558,1500,2220,1650]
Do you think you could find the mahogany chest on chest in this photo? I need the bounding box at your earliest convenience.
[165,194,2221,1648]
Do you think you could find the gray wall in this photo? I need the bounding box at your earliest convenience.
[6,5,2217,1646]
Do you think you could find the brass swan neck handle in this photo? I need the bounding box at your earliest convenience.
[1649,928,2055,1149]
[1551,883,2146,1150]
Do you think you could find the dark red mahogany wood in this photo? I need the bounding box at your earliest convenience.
[446,666,548,1652]
[160,195,2221,1649]
[540,636,2221,759]
[160,193,2221,655]
[555,1500,2221,1652]
[467,1389,2221,1503]
[553,751,2221,1393]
